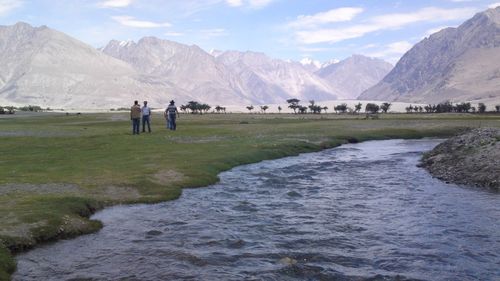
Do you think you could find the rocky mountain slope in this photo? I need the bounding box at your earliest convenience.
[102,38,253,105]
[360,7,500,104]
[0,22,183,109]
[316,55,393,99]
[215,51,340,103]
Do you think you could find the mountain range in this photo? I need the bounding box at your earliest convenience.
[0,22,391,109]
[360,7,500,105]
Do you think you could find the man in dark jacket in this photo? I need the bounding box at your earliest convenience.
[130,100,141,135]
[164,100,179,130]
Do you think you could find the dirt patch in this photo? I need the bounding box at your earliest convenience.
[0,216,46,243]
[0,183,82,196]
[152,169,185,185]
[94,185,142,202]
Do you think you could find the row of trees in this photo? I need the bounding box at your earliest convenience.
[406,102,500,113]
[0,105,49,114]
[242,100,391,114]
[0,106,15,114]
[284,99,392,114]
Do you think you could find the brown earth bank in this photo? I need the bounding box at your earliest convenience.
[420,128,500,190]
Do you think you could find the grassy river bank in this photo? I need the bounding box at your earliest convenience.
[1,112,499,280]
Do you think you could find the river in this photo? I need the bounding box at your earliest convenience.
[14,139,500,281]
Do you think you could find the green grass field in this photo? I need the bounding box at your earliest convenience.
[1,112,499,280]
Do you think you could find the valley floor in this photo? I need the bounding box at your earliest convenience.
[0,112,499,280]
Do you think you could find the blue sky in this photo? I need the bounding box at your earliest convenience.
[0,0,499,64]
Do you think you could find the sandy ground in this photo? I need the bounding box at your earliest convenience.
[2,99,498,114]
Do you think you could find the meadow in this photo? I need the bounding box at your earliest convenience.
[1,111,499,280]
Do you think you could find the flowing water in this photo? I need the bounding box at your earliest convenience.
[14,139,500,281]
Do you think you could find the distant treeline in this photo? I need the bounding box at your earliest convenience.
[0,105,53,114]
[406,102,500,113]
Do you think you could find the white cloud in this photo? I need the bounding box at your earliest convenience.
[370,7,476,29]
[98,0,133,8]
[289,7,364,28]
[363,41,413,64]
[0,0,22,16]
[295,7,478,44]
[225,0,243,7]
[112,16,171,28]
[489,2,500,8]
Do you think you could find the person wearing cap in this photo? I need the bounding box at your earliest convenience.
[142,101,152,133]
[130,100,141,135]
[164,100,179,130]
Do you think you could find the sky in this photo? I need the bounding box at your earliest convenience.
[0,0,499,64]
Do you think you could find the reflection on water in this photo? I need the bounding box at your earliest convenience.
[14,139,500,281]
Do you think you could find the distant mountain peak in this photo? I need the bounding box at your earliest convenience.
[316,55,393,99]
[300,57,322,69]
[483,6,500,24]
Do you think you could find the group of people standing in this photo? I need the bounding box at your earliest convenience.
[130,100,179,135]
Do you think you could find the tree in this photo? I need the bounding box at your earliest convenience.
[298,105,307,114]
[260,105,269,114]
[278,106,282,113]
[186,101,200,114]
[365,103,380,114]
[496,105,500,113]
[424,104,434,113]
[215,105,223,113]
[308,100,322,114]
[454,102,471,113]
[246,105,254,113]
[322,106,328,114]
[287,98,300,114]
[436,101,453,113]
[478,103,486,113]
[201,104,211,114]
[0,107,4,114]
[334,103,348,113]
[405,105,413,113]
[380,102,392,113]
[354,102,362,114]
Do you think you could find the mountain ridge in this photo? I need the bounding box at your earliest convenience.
[359,7,500,104]
[1,22,393,108]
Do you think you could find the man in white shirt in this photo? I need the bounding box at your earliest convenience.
[141,101,152,133]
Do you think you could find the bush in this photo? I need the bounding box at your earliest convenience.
[478,103,486,113]
[365,103,380,114]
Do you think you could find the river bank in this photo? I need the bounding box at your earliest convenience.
[1,113,500,280]
[420,127,500,190]
[13,139,500,280]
